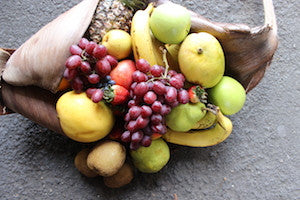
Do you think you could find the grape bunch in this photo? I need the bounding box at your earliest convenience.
[121,59,189,150]
[63,38,118,103]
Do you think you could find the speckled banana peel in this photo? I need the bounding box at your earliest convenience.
[131,3,163,66]
[191,111,217,130]
[163,109,233,147]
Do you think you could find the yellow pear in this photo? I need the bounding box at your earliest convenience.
[178,32,225,88]
[56,91,114,143]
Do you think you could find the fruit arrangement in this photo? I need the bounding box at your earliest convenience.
[0,0,278,189]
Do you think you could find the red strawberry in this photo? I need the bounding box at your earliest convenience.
[188,85,208,103]
[110,60,136,89]
[104,85,129,105]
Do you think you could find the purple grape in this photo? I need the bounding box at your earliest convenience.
[178,89,189,104]
[63,68,77,80]
[70,45,83,55]
[65,55,81,69]
[129,106,141,119]
[174,73,185,82]
[134,82,149,97]
[132,71,148,83]
[127,100,136,108]
[105,55,118,68]
[96,58,111,75]
[80,61,91,74]
[127,121,138,133]
[86,88,97,98]
[141,135,152,147]
[130,141,140,150]
[160,105,171,115]
[91,89,103,103]
[85,41,97,55]
[136,116,149,129]
[131,131,143,143]
[136,59,151,73]
[144,91,157,105]
[72,77,83,92]
[167,70,177,77]
[143,126,153,136]
[78,38,89,49]
[88,74,100,84]
[151,114,162,125]
[150,65,164,77]
[165,87,177,103]
[121,131,131,143]
[93,44,107,59]
[151,101,162,113]
[153,81,166,95]
[141,105,152,118]
[169,77,184,89]
[124,113,131,122]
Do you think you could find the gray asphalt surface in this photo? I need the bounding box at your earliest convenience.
[0,0,299,199]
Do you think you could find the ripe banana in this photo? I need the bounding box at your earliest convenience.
[131,3,163,66]
[163,109,233,147]
[191,110,217,130]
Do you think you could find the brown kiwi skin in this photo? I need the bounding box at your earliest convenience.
[103,162,134,188]
[87,140,126,177]
[74,148,98,178]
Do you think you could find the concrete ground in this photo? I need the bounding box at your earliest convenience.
[0,0,299,199]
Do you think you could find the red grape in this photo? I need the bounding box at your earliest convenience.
[144,91,157,105]
[151,123,165,134]
[153,81,166,95]
[136,59,151,73]
[169,77,184,89]
[127,121,138,133]
[168,70,177,77]
[105,55,118,68]
[130,141,140,150]
[150,65,164,77]
[129,106,141,119]
[134,82,149,97]
[141,105,152,118]
[72,77,83,92]
[131,131,143,143]
[127,100,136,108]
[80,61,91,74]
[88,74,100,84]
[91,89,103,103]
[178,89,189,104]
[85,41,97,55]
[168,100,179,108]
[130,82,137,90]
[124,113,131,122]
[93,44,107,59]
[86,88,97,98]
[160,105,171,115]
[136,116,149,129]
[132,71,148,83]
[151,101,162,113]
[65,55,81,69]
[174,73,185,82]
[96,58,111,75]
[151,114,162,125]
[143,126,152,136]
[63,68,77,80]
[78,38,89,49]
[121,131,131,143]
[70,45,82,55]
[165,87,177,103]
[141,135,152,147]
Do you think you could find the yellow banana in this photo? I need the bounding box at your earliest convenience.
[163,109,233,147]
[191,110,217,130]
[131,3,163,66]
[165,44,181,72]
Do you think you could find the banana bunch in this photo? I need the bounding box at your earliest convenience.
[163,108,233,147]
[131,3,164,66]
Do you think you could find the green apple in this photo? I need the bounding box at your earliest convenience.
[149,3,191,44]
[208,76,246,115]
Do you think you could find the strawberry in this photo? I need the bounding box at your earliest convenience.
[188,85,208,103]
[104,85,129,105]
[110,60,136,89]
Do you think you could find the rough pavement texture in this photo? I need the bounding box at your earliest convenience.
[0,0,299,199]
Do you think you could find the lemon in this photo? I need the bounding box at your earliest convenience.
[178,32,225,88]
[102,29,132,60]
[56,91,114,143]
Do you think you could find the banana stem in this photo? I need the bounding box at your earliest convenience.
[263,0,277,33]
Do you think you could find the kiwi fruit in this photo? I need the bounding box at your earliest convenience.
[103,162,134,188]
[87,140,126,177]
[74,148,98,178]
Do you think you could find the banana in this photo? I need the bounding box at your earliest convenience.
[165,44,181,72]
[191,110,217,130]
[163,109,233,147]
[131,3,163,66]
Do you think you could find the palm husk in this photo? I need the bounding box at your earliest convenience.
[2,0,100,93]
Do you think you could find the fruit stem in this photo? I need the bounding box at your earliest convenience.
[162,49,169,78]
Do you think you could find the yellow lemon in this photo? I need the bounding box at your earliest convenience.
[102,29,132,60]
[56,91,114,142]
[178,32,225,88]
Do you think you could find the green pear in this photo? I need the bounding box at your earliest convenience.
[166,102,206,132]
[130,139,170,173]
